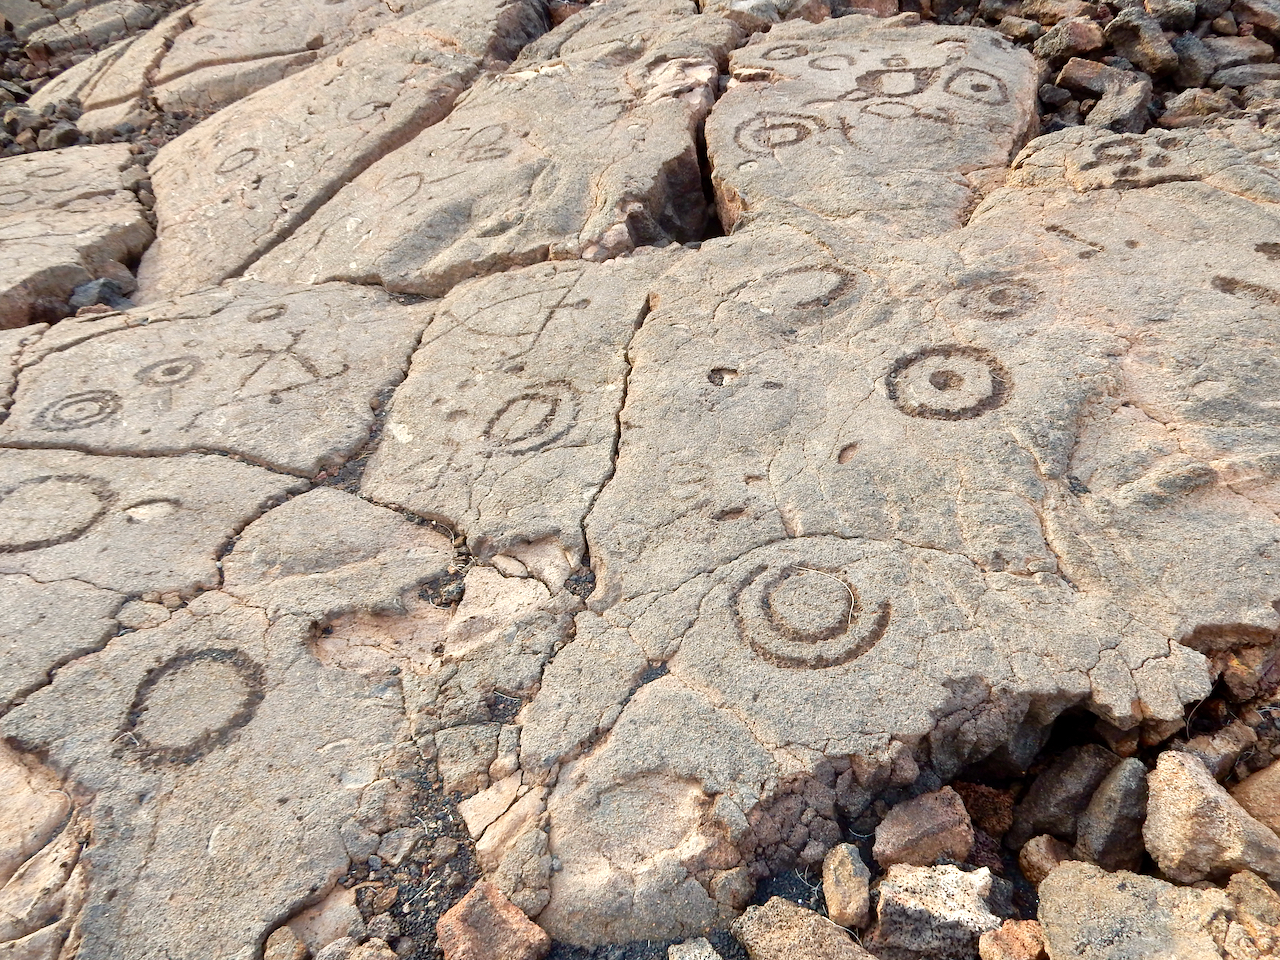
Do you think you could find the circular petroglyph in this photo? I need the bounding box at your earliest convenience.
[856,66,938,98]
[483,388,577,455]
[121,648,266,764]
[761,42,809,61]
[732,564,891,669]
[0,475,114,553]
[215,147,260,175]
[960,278,1038,318]
[246,303,288,323]
[809,53,857,71]
[885,346,1011,420]
[136,356,203,387]
[0,188,32,206]
[943,68,1009,104]
[735,113,829,155]
[347,101,391,121]
[34,390,123,431]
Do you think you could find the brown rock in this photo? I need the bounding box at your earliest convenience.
[952,782,1015,839]
[1176,721,1259,781]
[822,843,871,930]
[1018,835,1073,887]
[732,897,875,960]
[1225,870,1280,946]
[1007,745,1119,849]
[436,882,551,960]
[1144,750,1280,883]
[1231,759,1280,836]
[873,787,975,868]
[978,920,1047,960]
[263,926,309,960]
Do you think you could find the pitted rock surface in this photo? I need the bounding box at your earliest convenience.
[3,0,1280,957]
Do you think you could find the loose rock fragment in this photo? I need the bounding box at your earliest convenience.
[1007,745,1119,849]
[823,843,871,930]
[436,881,551,960]
[731,897,875,960]
[1231,760,1280,835]
[873,787,975,867]
[1018,835,1073,886]
[978,920,1047,960]
[1144,750,1280,883]
[1072,757,1148,871]
[869,864,1002,960]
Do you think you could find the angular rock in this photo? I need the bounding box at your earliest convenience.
[1231,760,1280,835]
[221,488,453,620]
[1038,860,1250,960]
[0,144,151,329]
[1176,721,1259,780]
[1203,34,1276,69]
[1072,757,1148,871]
[701,0,832,30]
[731,897,875,960]
[978,920,1047,960]
[670,939,724,960]
[1018,834,1073,886]
[1,281,429,475]
[1033,17,1106,64]
[822,843,871,930]
[252,0,740,296]
[874,787,975,867]
[139,0,548,300]
[1145,0,1197,28]
[436,881,551,960]
[360,253,677,566]
[1173,34,1217,88]
[1159,87,1236,127]
[1143,749,1280,883]
[706,16,1039,239]
[869,864,1002,960]
[0,448,302,595]
[24,0,156,69]
[0,594,410,960]
[1007,745,1119,849]
[1212,62,1280,86]
[1055,58,1153,132]
[953,783,1016,839]
[1104,7,1179,76]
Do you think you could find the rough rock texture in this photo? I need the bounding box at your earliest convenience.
[822,843,871,930]
[731,897,875,960]
[1018,835,1073,887]
[1072,757,1148,871]
[705,15,1040,238]
[979,920,1047,960]
[1,281,429,475]
[1144,750,1280,883]
[1007,745,1119,848]
[0,594,411,960]
[0,144,151,328]
[1231,760,1280,836]
[869,864,1002,960]
[251,0,742,296]
[435,881,551,960]
[138,0,550,300]
[1039,860,1280,960]
[873,787,975,867]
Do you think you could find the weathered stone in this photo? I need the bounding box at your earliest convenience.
[1160,87,1237,127]
[670,939,724,960]
[1104,7,1179,76]
[1213,62,1280,86]
[1017,834,1073,886]
[1224,870,1280,952]
[263,926,309,960]
[822,843,871,930]
[0,144,151,329]
[869,864,1002,960]
[1055,58,1153,132]
[731,897,875,960]
[1033,16,1105,64]
[1,281,429,475]
[1021,0,1101,22]
[1204,34,1276,69]
[701,0,832,30]
[953,783,1016,839]
[1173,34,1217,88]
[874,787,975,867]
[0,594,409,960]
[360,252,677,567]
[0,448,302,595]
[0,574,120,713]
[1072,757,1147,871]
[979,920,1046,960]
[1145,0,1197,27]
[1144,749,1280,883]
[139,0,548,301]
[1176,721,1260,780]
[252,0,740,296]
[436,881,550,960]
[24,1,156,67]
[221,488,452,620]
[1007,745,1119,849]
[1230,760,1280,837]
[706,16,1039,240]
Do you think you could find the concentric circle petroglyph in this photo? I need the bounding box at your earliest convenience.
[0,475,115,552]
[885,345,1011,420]
[734,113,828,155]
[34,391,123,431]
[120,648,266,764]
[731,563,891,669]
[136,356,204,386]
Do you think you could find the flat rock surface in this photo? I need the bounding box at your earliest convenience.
[4,2,1280,957]
[0,144,152,328]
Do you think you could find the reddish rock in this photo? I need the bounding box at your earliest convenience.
[979,919,1047,960]
[437,882,551,960]
[952,782,1015,839]
[1231,759,1280,836]
[873,787,974,868]
[1018,835,1073,887]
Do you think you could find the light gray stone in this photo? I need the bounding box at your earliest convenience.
[0,145,152,329]
[670,937,723,960]
[0,594,408,960]
[1,281,429,475]
[705,16,1039,239]
[250,0,741,296]
[0,448,303,595]
[869,864,1002,960]
[138,0,548,300]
